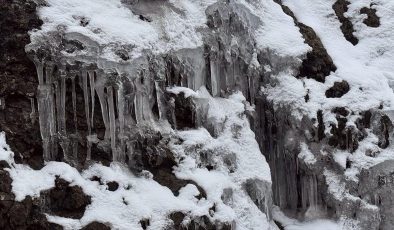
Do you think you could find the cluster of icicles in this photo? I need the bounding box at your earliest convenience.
[31,50,261,165]
[32,58,159,164]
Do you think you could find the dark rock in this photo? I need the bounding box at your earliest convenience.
[140,218,150,230]
[0,0,44,169]
[332,0,359,45]
[107,181,119,191]
[0,160,10,169]
[360,7,380,28]
[115,49,130,61]
[325,81,350,98]
[371,112,393,149]
[138,15,152,22]
[42,177,91,219]
[332,107,349,117]
[0,170,12,193]
[82,222,111,230]
[317,110,326,141]
[166,92,196,130]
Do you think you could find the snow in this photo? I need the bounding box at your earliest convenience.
[298,143,317,165]
[29,0,217,60]
[166,86,199,98]
[0,132,14,165]
[241,0,310,57]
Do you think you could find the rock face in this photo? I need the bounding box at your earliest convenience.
[0,0,43,169]
[1,0,394,229]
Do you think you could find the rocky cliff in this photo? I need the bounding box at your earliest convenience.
[1,0,394,229]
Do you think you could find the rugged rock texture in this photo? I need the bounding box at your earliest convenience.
[1,0,393,229]
[360,6,380,28]
[0,167,63,230]
[0,0,43,169]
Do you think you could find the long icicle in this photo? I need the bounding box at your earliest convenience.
[107,86,117,161]
[71,75,78,161]
[88,70,95,129]
[82,70,92,161]
[117,84,126,162]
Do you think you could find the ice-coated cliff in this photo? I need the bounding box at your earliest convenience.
[0,0,394,229]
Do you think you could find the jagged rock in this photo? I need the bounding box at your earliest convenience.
[360,7,380,28]
[81,222,111,230]
[0,160,10,169]
[370,112,393,149]
[359,160,394,230]
[140,219,150,230]
[0,171,12,194]
[106,181,119,191]
[41,177,91,219]
[325,81,350,98]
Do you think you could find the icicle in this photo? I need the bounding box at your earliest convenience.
[169,97,177,129]
[248,75,255,105]
[34,59,44,85]
[82,70,92,160]
[35,60,56,161]
[154,81,164,119]
[59,70,67,133]
[95,73,110,139]
[117,83,126,162]
[134,77,144,123]
[107,86,117,161]
[29,98,36,124]
[88,70,95,128]
[71,75,78,132]
[142,78,153,122]
[210,59,219,97]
